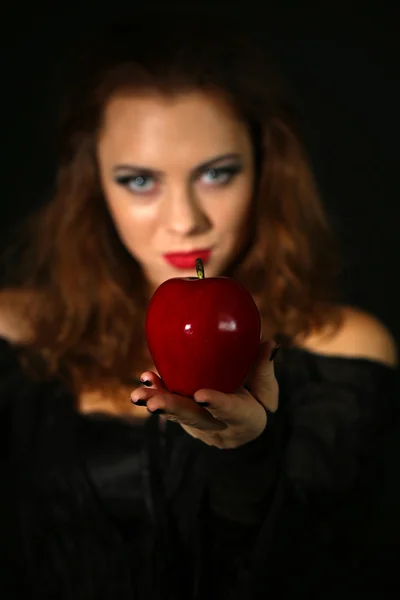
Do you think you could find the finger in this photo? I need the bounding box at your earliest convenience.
[130,385,162,406]
[131,387,225,431]
[153,392,226,430]
[139,370,166,390]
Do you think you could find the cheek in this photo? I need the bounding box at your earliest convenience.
[103,186,158,256]
[210,181,253,235]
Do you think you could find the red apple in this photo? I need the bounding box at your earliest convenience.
[145,259,262,397]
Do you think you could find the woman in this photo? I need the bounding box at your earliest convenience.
[0,14,397,600]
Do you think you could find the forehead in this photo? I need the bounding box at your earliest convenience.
[97,91,252,165]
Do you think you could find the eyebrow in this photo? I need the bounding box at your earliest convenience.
[112,152,243,177]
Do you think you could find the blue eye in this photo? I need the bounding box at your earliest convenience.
[201,165,241,186]
[115,174,156,194]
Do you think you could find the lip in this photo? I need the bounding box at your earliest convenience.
[163,248,212,270]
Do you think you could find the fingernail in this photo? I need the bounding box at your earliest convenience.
[269,343,280,361]
[140,379,152,387]
[131,398,147,406]
[148,408,165,415]
[197,401,210,407]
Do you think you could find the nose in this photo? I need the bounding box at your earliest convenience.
[162,187,210,236]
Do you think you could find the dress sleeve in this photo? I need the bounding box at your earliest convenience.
[189,356,398,599]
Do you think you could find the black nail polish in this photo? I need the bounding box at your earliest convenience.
[269,343,280,361]
[197,401,210,407]
[131,398,147,406]
[140,380,152,387]
[148,408,164,415]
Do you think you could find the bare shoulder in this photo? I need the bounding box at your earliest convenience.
[296,305,398,368]
[0,288,35,343]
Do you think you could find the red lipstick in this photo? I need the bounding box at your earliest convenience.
[163,249,212,270]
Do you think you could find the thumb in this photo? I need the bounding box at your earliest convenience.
[245,340,279,413]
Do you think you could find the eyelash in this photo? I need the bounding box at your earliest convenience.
[114,165,242,195]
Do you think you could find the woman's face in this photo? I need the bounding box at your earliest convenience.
[97,90,255,290]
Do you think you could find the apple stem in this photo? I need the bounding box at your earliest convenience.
[195,258,205,279]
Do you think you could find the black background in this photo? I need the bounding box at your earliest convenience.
[0,0,399,542]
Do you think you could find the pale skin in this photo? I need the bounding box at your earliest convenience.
[0,91,397,445]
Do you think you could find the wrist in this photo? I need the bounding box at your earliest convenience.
[207,409,271,459]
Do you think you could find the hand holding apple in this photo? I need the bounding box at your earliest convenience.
[138,259,279,448]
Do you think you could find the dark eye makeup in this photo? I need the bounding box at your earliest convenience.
[113,162,243,195]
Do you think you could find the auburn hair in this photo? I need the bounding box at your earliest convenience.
[2,14,341,392]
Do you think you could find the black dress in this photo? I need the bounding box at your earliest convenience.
[0,338,398,599]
